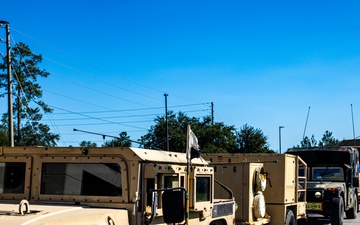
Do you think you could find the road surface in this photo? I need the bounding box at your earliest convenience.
[302,214,360,225]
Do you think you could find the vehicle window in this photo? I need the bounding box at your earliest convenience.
[196,176,210,202]
[0,162,26,194]
[40,163,122,196]
[312,167,344,181]
[164,175,179,189]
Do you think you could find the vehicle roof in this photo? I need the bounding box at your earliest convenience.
[286,146,359,166]
[287,146,357,153]
[0,146,208,165]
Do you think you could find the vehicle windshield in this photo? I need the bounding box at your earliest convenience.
[312,167,344,181]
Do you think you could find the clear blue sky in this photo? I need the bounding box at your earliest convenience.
[1,1,360,151]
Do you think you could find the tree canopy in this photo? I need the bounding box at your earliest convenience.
[0,42,59,146]
[139,111,238,153]
[294,130,340,148]
[139,111,273,153]
[103,132,132,147]
[236,124,273,153]
[78,132,132,147]
[79,140,98,147]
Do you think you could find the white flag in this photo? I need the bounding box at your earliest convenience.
[189,128,199,150]
[187,125,200,161]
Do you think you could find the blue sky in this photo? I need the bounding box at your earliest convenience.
[1,1,360,151]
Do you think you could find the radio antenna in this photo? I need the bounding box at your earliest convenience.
[302,106,311,140]
[351,104,356,146]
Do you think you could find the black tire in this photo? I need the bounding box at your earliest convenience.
[285,209,296,225]
[331,196,344,225]
[345,193,358,219]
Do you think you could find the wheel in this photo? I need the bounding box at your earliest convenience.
[345,193,358,219]
[209,219,226,225]
[331,196,344,225]
[253,192,266,218]
[285,209,296,225]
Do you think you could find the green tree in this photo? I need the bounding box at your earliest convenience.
[0,42,59,146]
[79,140,97,147]
[103,132,132,147]
[236,124,273,153]
[318,130,340,147]
[140,111,237,153]
[293,130,339,148]
[297,135,318,148]
[0,123,7,146]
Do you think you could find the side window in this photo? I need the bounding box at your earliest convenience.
[196,176,211,202]
[0,162,26,194]
[164,175,179,189]
[146,178,155,207]
[41,163,122,196]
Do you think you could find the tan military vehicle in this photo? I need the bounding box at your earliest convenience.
[0,147,236,225]
[202,153,307,225]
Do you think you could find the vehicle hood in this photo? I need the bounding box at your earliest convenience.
[0,202,128,225]
[307,181,344,189]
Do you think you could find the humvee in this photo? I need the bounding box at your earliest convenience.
[0,146,236,225]
[287,147,359,225]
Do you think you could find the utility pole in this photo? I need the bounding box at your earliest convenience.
[164,93,169,151]
[1,20,14,147]
[279,126,284,154]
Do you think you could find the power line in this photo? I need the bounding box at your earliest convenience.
[49,104,148,130]
[52,120,154,127]
[43,55,162,102]
[11,27,165,94]
[50,102,211,115]
[11,27,205,103]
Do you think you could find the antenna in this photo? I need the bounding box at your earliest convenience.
[351,104,356,146]
[73,128,163,150]
[302,106,311,140]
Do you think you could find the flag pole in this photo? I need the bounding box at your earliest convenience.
[186,125,190,225]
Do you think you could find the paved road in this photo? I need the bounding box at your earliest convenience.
[301,213,360,225]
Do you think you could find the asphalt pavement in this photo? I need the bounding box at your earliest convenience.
[302,213,360,225]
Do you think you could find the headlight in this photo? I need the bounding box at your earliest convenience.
[315,191,322,198]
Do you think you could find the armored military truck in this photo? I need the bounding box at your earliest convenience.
[0,146,236,225]
[287,147,359,225]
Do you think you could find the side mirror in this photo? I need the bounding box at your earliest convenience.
[162,189,185,223]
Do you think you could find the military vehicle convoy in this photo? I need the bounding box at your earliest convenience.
[3,145,357,225]
[202,153,307,225]
[0,146,236,225]
[287,147,360,225]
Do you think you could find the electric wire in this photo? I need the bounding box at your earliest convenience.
[48,104,148,130]
[11,27,209,111]
[10,37,66,145]
[43,89,115,111]
[11,27,204,103]
[50,102,210,115]
[43,55,162,103]
[6,28,214,146]
[11,28,165,94]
